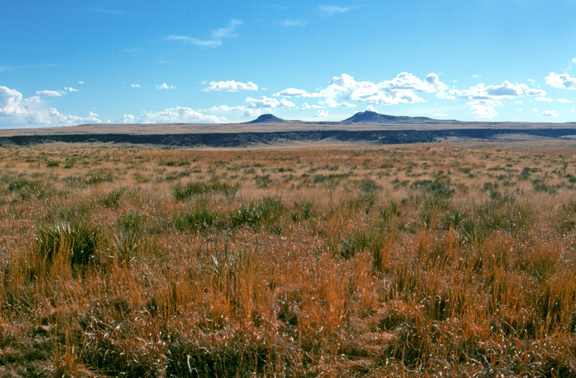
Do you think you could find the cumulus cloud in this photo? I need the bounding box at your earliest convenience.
[319,5,350,15]
[246,96,295,109]
[156,82,175,91]
[142,106,224,124]
[468,99,499,119]
[122,114,137,124]
[536,97,573,104]
[36,90,63,97]
[205,80,259,92]
[546,72,576,90]
[274,72,555,120]
[445,80,547,119]
[451,81,546,100]
[202,96,297,119]
[130,83,142,89]
[275,72,448,108]
[167,19,243,48]
[0,85,100,128]
[64,87,79,93]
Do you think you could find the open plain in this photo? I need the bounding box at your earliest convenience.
[1,140,576,376]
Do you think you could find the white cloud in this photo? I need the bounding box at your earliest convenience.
[425,73,449,93]
[64,87,79,93]
[275,88,320,98]
[543,109,559,118]
[452,81,546,100]
[447,80,547,118]
[130,83,142,88]
[77,81,85,85]
[211,19,242,40]
[319,5,350,15]
[122,114,137,123]
[546,72,576,90]
[1,85,101,128]
[207,104,247,113]
[468,99,499,119]
[36,90,63,97]
[203,96,297,118]
[142,106,224,124]
[246,96,295,109]
[156,82,175,91]
[167,19,243,48]
[302,103,325,110]
[205,80,259,92]
[536,97,573,104]
[166,35,222,48]
[275,72,447,108]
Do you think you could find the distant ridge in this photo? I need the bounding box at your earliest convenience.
[248,114,286,124]
[342,111,453,124]
[246,111,455,125]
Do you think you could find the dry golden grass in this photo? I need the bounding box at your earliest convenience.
[1,141,576,376]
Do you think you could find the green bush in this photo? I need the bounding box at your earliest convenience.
[114,212,145,263]
[411,177,454,199]
[174,208,222,232]
[36,222,98,267]
[173,181,239,201]
[230,198,285,229]
[100,189,125,209]
[4,176,46,199]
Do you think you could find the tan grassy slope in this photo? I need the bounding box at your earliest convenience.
[1,141,576,376]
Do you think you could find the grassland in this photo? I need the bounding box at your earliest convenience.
[1,141,576,376]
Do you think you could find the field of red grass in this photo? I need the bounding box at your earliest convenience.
[1,141,576,376]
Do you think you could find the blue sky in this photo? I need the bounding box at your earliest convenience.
[1,0,576,127]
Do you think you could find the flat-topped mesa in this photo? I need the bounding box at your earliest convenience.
[247,114,286,124]
[342,111,444,124]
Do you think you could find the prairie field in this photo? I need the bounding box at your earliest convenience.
[2,141,576,376]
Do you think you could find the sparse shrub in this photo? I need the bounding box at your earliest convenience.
[230,197,285,229]
[35,222,99,268]
[291,201,314,222]
[174,208,222,232]
[173,181,239,201]
[556,200,576,234]
[419,195,451,229]
[159,159,189,167]
[4,176,46,199]
[379,201,400,227]
[112,212,145,263]
[45,159,59,168]
[166,335,282,377]
[411,177,454,199]
[63,157,76,169]
[339,231,382,260]
[463,198,531,242]
[520,167,533,180]
[100,189,125,209]
[84,170,114,185]
[358,178,380,195]
[255,175,271,188]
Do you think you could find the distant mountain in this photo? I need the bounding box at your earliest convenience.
[341,111,452,124]
[248,114,286,124]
